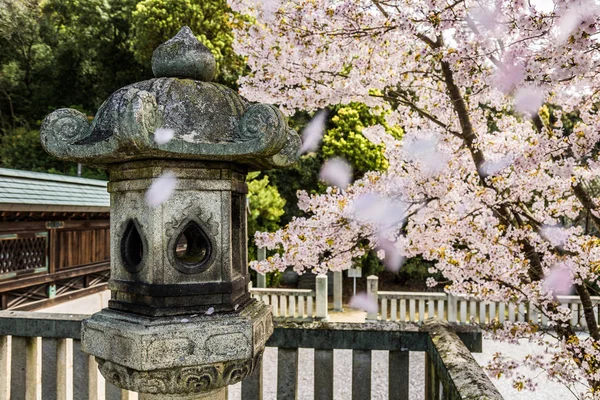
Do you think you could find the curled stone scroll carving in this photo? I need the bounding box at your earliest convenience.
[236,104,288,149]
[96,352,262,394]
[40,108,90,151]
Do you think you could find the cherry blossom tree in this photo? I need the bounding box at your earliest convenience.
[230,0,600,395]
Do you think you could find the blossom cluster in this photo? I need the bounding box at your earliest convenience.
[230,0,600,395]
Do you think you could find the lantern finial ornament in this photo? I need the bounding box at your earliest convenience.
[40,27,296,398]
[152,26,217,82]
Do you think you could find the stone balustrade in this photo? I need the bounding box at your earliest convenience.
[0,310,503,400]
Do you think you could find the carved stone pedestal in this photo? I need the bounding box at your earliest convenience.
[83,301,272,396]
[139,388,227,400]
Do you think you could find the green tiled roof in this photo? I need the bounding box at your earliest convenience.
[0,168,109,210]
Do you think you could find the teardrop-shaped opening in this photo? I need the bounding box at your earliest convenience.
[174,221,211,269]
[121,220,144,271]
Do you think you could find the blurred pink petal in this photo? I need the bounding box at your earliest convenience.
[480,154,515,177]
[299,110,328,154]
[349,293,378,313]
[205,307,215,315]
[541,226,571,248]
[351,193,405,228]
[493,64,526,94]
[145,172,177,207]
[319,157,352,189]
[471,7,499,31]
[154,128,174,144]
[261,0,279,21]
[377,237,405,273]
[514,86,545,115]
[403,134,449,174]
[544,264,573,296]
[556,3,599,42]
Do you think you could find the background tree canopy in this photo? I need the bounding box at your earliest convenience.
[0,0,428,280]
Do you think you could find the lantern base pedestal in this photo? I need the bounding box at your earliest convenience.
[139,387,227,400]
[81,300,272,395]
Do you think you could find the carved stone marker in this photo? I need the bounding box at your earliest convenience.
[40,26,300,399]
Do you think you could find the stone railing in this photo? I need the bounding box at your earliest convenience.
[367,276,600,329]
[0,310,502,400]
[250,287,318,320]
[0,311,135,400]
[249,273,328,320]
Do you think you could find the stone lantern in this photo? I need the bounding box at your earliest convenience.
[40,27,300,399]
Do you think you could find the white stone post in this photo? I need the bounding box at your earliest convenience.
[333,271,343,312]
[366,275,379,321]
[315,274,328,320]
[256,247,267,288]
[447,293,457,323]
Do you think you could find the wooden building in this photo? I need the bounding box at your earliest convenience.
[0,168,110,310]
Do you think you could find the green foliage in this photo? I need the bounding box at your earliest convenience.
[322,103,403,177]
[0,0,244,179]
[264,153,323,225]
[0,0,144,129]
[131,0,245,87]
[267,104,402,225]
[247,172,286,260]
[395,256,440,289]
[357,250,385,276]
[0,127,106,179]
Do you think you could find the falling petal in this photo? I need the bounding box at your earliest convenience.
[557,10,582,42]
[261,0,279,21]
[181,318,189,323]
[540,226,571,248]
[351,193,406,229]
[555,2,599,43]
[493,64,526,94]
[514,86,545,115]
[480,154,515,177]
[348,293,378,313]
[234,304,239,311]
[319,158,352,189]
[471,6,499,31]
[544,263,573,295]
[377,237,405,273]
[403,134,449,174]
[298,110,328,154]
[145,172,177,207]
[205,307,215,315]
[154,128,175,144]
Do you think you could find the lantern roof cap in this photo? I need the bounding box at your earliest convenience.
[40,28,300,170]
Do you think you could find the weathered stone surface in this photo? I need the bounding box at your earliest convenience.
[423,319,503,400]
[40,27,287,398]
[152,26,217,82]
[82,301,272,394]
[104,160,251,316]
[39,27,300,170]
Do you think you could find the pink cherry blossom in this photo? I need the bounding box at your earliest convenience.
[231,0,600,390]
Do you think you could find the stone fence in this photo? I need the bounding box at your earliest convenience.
[0,310,503,400]
[251,273,598,330]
